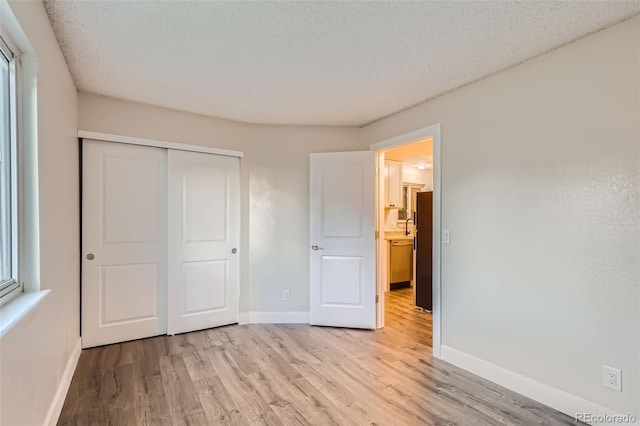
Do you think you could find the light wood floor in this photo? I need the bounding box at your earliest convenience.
[59,288,578,425]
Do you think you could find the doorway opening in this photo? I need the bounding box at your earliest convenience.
[370,124,442,357]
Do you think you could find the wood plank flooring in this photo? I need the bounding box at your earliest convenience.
[59,288,579,425]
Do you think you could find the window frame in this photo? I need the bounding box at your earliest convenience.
[0,31,21,302]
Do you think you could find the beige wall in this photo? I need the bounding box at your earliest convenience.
[402,166,432,189]
[361,16,640,416]
[0,1,79,425]
[78,93,362,314]
[3,3,639,422]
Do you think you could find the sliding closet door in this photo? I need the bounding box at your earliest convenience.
[167,150,240,335]
[82,140,167,348]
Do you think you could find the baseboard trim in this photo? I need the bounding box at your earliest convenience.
[44,337,82,426]
[440,345,634,425]
[238,312,250,325]
[246,311,309,324]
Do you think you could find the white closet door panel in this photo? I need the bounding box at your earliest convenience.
[82,140,167,348]
[183,166,228,242]
[103,156,159,243]
[182,260,227,313]
[167,150,239,335]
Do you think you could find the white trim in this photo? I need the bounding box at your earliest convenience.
[0,280,20,301]
[369,125,436,151]
[375,151,385,329]
[1,0,40,295]
[0,13,22,301]
[78,130,244,158]
[238,312,308,325]
[7,37,19,294]
[238,312,250,325]
[44,337,82,426]
[431,124,442,358]
[369,123,442,358]
[0,289,49,338]
[637,20,640,418]
[440,345,635,425]
[247,311,309,324]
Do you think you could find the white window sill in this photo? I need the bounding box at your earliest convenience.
[0,289,50,339]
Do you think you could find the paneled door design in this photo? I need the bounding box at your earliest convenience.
[309,151,376,329]
[167,150,240,335]
[82,140,167,348]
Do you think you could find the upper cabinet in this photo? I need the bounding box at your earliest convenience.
[384,160,403,207]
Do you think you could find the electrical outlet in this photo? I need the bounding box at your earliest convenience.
[603,366,622,392]
[282,289,290,301]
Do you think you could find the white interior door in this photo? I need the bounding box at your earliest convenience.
[82,140,167,348]
[167,150,240,335]
[309,151,376,329]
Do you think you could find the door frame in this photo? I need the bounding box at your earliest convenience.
[369,123,442,359]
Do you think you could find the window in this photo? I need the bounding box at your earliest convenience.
[0,34,19,299]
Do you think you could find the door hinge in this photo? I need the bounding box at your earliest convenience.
[375,230,379,240]
[376,295,379,303]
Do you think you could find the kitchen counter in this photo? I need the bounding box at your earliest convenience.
[384,232,414,241]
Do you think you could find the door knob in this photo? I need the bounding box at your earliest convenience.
[86,253,95,260]
[231,248,238,254]
[311,245,324,251]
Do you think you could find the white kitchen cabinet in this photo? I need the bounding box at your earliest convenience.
[385,160,403,207]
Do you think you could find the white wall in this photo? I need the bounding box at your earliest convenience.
[77,93,362,314]
[0,1,79,425]
[402,166,432,190]
[361,17,640,416]
[5,4,638,422]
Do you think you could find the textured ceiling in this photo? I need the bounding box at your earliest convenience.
[44,1,640,127]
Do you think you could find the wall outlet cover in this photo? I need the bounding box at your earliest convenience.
[603,366,622,392]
